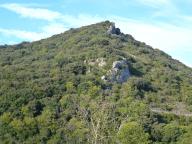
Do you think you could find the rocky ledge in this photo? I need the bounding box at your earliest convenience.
[102,59,131,83]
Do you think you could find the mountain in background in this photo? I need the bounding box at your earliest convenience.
[0,21,192,144]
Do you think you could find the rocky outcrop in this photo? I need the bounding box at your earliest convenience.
[102,59,130,83]
[107,23,121,35]
[85,58,106,67]
[84,58,106,73]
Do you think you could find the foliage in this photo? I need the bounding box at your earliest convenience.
[0,21,192,143]
[117,122,149,144]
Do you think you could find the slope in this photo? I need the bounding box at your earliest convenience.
[0,21,192,144]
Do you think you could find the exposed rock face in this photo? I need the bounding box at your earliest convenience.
[84,58,106,67]
[84,58,106,73]
[107,23,121,35]
[97,58,106,67]
[102,59,131,83]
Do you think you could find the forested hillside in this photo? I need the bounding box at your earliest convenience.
[0,21,192,143]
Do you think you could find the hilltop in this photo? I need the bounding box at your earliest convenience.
[0,21,192,144]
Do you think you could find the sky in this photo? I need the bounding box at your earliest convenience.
[0,0,192,67]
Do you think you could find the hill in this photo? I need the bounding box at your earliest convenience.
[0,21,192,144]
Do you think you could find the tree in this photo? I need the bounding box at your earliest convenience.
[177,125,192,144]
[65,118,88,143]
[161,123,184,143]
[22,100,44,117]
[117,121,149,144]
[66,82,76,93]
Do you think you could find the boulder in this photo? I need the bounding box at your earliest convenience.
[107,23,121,35]
[102,59,131,83]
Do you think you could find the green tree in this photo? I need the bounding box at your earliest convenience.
[117,121,149,144]
[162,123,184,143]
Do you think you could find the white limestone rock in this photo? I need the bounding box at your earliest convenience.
[102,59,131,83]
[85,58,106,67]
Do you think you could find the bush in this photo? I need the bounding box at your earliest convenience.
[117,121,149,144]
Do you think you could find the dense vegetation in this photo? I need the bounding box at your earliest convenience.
[0,21,192,144]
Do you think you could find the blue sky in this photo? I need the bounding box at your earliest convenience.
[0,0,192,67]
